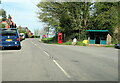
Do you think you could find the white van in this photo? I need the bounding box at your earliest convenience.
[19,33,25,41]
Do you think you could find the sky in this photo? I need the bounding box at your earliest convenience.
[1,0,45,33]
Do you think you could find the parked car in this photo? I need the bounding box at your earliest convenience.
[115,44,120,49]
[19,33,25,41]
[0,28,21,50]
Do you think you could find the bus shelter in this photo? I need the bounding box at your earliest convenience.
[86,30,111,45]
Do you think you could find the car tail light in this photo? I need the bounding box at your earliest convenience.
[16,38,20,41]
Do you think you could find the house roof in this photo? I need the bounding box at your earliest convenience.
[86,30,109,33]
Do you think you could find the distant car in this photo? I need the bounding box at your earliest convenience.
[19,33,25,41]
[0,28,21,50]
[115,44,120,49]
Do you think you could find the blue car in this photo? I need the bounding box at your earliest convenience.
[0,28,21,50]
[115,44,120,49]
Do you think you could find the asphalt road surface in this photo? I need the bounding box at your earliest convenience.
[0,38,118,81]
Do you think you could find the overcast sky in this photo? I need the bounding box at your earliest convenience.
[1,0,44,33]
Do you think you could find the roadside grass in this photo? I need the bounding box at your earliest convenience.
[40,38,114,48]
[56,41,86,46]
[104,45,115,48]
[76,41,87,46]
[61,42,72,45]
[40,38,58,44]
[40,38,87,46]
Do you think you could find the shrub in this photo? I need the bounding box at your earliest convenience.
[41,38,54,43]
[76,41,87,46]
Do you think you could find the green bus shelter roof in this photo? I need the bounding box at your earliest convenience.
[86,30,109,32]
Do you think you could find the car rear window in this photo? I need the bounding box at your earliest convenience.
[0,29,17,36]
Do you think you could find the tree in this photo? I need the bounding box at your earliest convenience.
[8,14,12,19]
[34,28,40,37]
[18,26,26,33]
[37,2,92,41]
[89,2,119,42]
[0,9,7,21]
[37,2,118,42]
[0,24,5,28]
[94,2,118,30]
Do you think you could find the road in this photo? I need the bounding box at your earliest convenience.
[0,38,118,81]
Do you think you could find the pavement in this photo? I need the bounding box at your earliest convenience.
[0,38,118,81]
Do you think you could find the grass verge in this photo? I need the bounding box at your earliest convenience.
[40,38,114,48]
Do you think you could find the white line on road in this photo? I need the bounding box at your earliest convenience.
[31,41,34,44]
[114,49,119,51]
[31,41,37,46]
[30,41,71,78]
[53,60,71,78]
[0,50,21,53]
[43,51,50,56]
[31,41,44,51]
[34,44,37,46]
[31,42,49,56]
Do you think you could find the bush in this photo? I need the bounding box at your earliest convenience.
[30,36,34,38]
[41,38,54,43]
[0,24,5,28]
[33,35,40,38]
[76,41,87,46]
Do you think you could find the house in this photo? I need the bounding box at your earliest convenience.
[17,26,33,38]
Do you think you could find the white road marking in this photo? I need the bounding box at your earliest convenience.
[53,60,71,78]
[0,50,21,53]
[31,41,42,50]
[31,41,37,46]
[114,49,119,51]
[34,44,37,46]
[30,41,71,78]
[31,42,51,57]
[43,51,50,56]
[31,41,34,44]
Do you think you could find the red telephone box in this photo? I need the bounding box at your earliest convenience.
[58,33,62,44]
